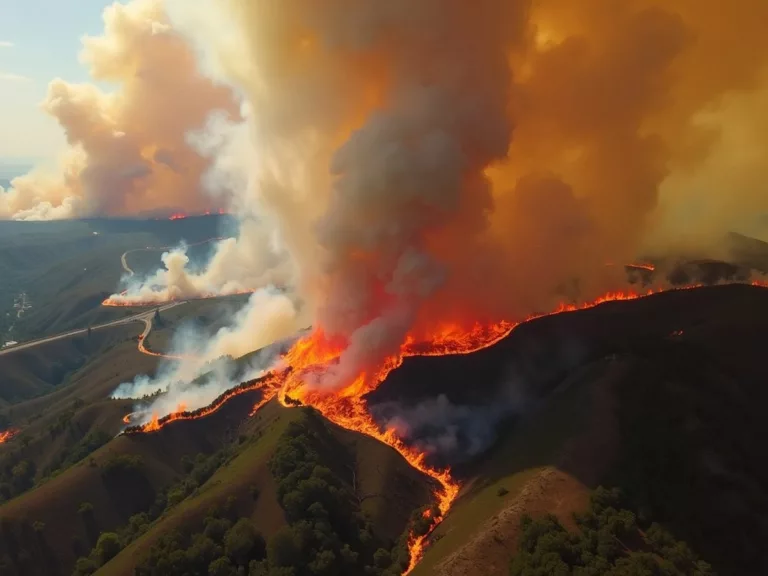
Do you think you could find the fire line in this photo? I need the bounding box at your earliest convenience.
[119,281,768,572]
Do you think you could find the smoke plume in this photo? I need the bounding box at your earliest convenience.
[115,288,307,421]
[159,0,764,399]
[0,0,237,220]
[101,0,768,442]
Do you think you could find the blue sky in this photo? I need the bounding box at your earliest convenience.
[0,0,113,163]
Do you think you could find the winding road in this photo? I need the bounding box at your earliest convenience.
[0,236,227,358]
[0,302,183,357]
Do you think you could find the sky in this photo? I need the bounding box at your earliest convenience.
[0,0,113,164]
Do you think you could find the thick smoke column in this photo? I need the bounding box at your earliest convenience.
[0,0,237,220]
[165,0,768,399]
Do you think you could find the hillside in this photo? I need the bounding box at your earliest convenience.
[394,284,768,576]
[0,393,434,576]
[0,325,142,406]
[1,280,767,575]
[0,215,233,342]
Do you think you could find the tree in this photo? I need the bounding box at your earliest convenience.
[95,532,121,564]
[208,556,236,576]
[267,528,299,568]
[224,518,265,567]
[72,556,98,576]
[78,502,94,517]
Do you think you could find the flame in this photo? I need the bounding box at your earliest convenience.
[102,287,257,308]
[119,281,768,572]
[168,213,187,220]
[626,262,656,272]
[122,373,282,435]
[137,334,189,360]
[604,262,656,272]
[0,429,19,444]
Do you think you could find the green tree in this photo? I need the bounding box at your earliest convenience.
[95,532,121,564]
[224,518,265,567]
[72,556,98,576]
[267,527,299,568]
[78,502,94,517]
[208,556,236,576]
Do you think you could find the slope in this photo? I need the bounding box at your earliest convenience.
[397,284,768,576]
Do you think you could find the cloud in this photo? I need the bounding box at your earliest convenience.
[0,41,13,48]
[0,0,237,221]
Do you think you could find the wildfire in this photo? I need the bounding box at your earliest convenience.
[626,262,656,272]
[102,287,256,308]
[0,429,19,444]
[120,281,768,573]
[122,374,282,435]
[137,335,190,360]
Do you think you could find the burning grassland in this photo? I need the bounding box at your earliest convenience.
[121,372,283,434]
[117,281,768,569]
[0,429,19,445]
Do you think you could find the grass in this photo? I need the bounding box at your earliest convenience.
[410,370,596,575]
[97,401,299,576]
[0,216,231,342]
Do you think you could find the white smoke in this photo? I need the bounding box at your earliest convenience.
[114,288,307,421]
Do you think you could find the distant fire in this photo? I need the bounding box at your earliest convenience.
[137,334,190,360]
[626,262,656,272]
[102,287,256,308]
[160,209,227,221]
[0,429,19,444]
[120,280,768,572]
[604,262,656,272]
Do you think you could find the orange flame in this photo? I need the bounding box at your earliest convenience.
[137,335,189,360]
[120,281,768,572]
[123,374,282,435]
[168,213,187,220]
[626,262,656,272]
[0,429,20,444]
[102,287,257,308]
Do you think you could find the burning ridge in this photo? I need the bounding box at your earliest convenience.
[117,280,768,571]
[102,288,257,308]
[0,429,19,445]
[121,372,283,435]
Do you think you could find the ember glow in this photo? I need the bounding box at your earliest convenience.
[0,429,19,444]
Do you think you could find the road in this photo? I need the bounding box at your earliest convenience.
[120,237,224,278]
[0,236,225,357]
[0,302,183,356]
